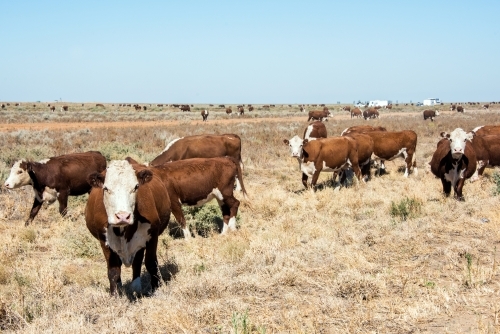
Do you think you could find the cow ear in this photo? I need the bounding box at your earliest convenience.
[283,139,289,145]
[125,156,139,165]
[87,172,105,188]
[303,139,309,145]
[137,169,153,185]
[440,132,450,139]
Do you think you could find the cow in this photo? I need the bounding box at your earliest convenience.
[456,106,464,113]
[15,103,20,107]
[470,125,500,137]
[218,104,225,108]
[350,107,362,119]
[142,106,147,111]
[450,104,457,111]
[342,106,351,112]
[128,156,247,238]
[248,106,254,112]
[468,134,500,182]
[359,130,418,177]
[423,109,440,121]
[303,121,327,140]
[1,104,4,109]
[299,137,361,190]
[340,125,387,136]
[341,133,374,181]
[134,105,141,111]
[430,128,477,200]
[363,108,379,120]
[482,104,490,110]
[150,134,243,169]
[385,104,393,109]
[201,109,209,121]
[300,106,305,112]
[180,105,190,112]
[61,105,68,111]
[307,109,331,122]
[4,151,106,225]
[96,104,105,107]
[238,106,244,116]
[85,160,171,295]
[226,107,232,115]
[49,106,55,112]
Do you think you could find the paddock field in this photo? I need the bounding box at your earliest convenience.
[0,104,499,333]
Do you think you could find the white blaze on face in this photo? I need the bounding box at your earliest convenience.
[103,160,139,226]
[4,160,32,189]
[287,135,303,158]
[447,128,472,159]
[435,110,440,116]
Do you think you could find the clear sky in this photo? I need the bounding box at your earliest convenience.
[1,1,499,104]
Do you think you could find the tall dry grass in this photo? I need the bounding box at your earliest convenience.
[0,106,499,332]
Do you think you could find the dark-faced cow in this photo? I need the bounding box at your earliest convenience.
[201,109,209,121]
[4,151,106,225]
[468,134,500,181]
[61,105,68,111]
[423,109,440,121]
[150,134,243,170]
[341,133,374,181]
[128,156,247,238]
[456,106,464,113]
[307,109,331,122]
[86,160,171,295]
[430,129,476,200]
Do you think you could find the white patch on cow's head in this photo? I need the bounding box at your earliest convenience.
[4,160,31,189]
[162,137,183,153]
[285,135,303,158]
[435,110,440,116]
[443,128,473,159]
[103,160,139,226]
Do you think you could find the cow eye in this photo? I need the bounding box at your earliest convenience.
[103,187,109,193]
[17,170,22,174]
[134,184,139,191]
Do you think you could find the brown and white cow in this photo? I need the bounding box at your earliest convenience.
[423,109,440,121]
[468,134,500,181]
[456,106,464,113]
[4,151,106,225]
[150,134,243,169]
[363,108,379,120]
[430,129,476,200]
[226,107,232,115]
[450,104,457,111]
[86,160,171,295]
[96,103,105,107]
[482,104,490,110]
[350,107,362,118]
[61,105,68,111]
[341,133,374,181]
[340,125,387,136]
[238,106,244,116]
[470,125,500,137]
[307,109,331,122]
[342,106,351,112]
[201,109,209,121]
[248,106,254,112]
[284,121,328,168]
[49,106,55,112]
[128,156,247,238]
[299,137,361,189]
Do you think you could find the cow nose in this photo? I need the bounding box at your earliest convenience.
[115,212,131,224]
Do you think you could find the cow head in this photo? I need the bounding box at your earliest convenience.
[435,110,440,116]
[283,135,303,158]
[4,160,33,189]
[440,128,473,159]
[88,160,153,227]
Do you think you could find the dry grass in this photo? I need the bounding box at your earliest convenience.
[0,105,500,332]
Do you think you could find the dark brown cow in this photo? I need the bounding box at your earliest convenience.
[218,104,225,108]
[50,106,55,112]
[61,105,68,111]
[4,151,106,225]
[450,104,457,111]
[180,105,190,112]
[238,106,244,116]
[226,107,232,115]
[307,109,331,122]
[350,107,362,118]
[423,109,440,121]
[470,125,500,137]
[361,131,418,177]
[142,106,147,111]
[15,103,20,106]
[96,103,105,107]
[469,134,500,181]
[128,156,247,238]
[385,104,393,109]
[340,125,387,136]
[201,109,209,121]
[134,105,141,111]
[363,108,379,120]
[150,134,243,169]
[300,106,305,112]
[456,106,464,113]
[86,160,171,295]
[482,104,490,110]
[300,137,361,189]
[1,104,4,109]
[262,105,270,109]
[430,129,476,200]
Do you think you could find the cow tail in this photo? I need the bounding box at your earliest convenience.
[234,158,248,199]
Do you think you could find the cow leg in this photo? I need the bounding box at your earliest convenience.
[441,178,452,197]
[302,173,309,189]
[57,190,69,216]
[170,199,192,238]
[26,196,43,226]
[220,196,240,235]
[100,240,122,296]
[454,178,466,201]
[310,169,322,190]
[143,236,162,293]
[361,162,371,182]
[131,248,145,294]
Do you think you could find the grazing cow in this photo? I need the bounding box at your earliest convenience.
[456,106,464,113]
[340,125,387,136]
[450,104,457,111]
[470,125,500,137]
[248,106,254,112]
[361,130,418,177]
[134,105,141,111]
[350,107,362,118]
[430,129,476,200]
[300,106,305,112]
[218,104,225,108]
[4,151,106,225]
[1,104,4,109]
[385,104,393,109]
[262,105,270,109]
[363,108,379,120]
[15,103,20,107]
[201,109,209,121]
[342,133,374,181]
[142,106,147,111]
[96,104,105,107]
[482,104,489,110]
[226,107,232,115]
[86,160,171,295]
[238,106,244,116]
[299,137,361,190]
[61,105,68,111]
[49,106,55,112]
[128,156,247,238]
[150,134,243,169]
[468,134,500,181]
[180,105,190,112]
[307,109,332,122]
[342,106,351,112]
[303,121,327,140]
[423,109,440,121]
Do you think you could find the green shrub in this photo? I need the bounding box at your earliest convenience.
[390,196,422,221]
[492,172,500,196]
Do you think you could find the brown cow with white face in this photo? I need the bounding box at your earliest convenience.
[482,104,489,109]
[86,160,171,295]
[430,128,476,200]
[4,151,106,225]
[201,109,209,121]
[423,109,440,121]
[238,106,244,116]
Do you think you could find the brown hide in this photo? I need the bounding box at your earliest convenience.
[423,110,437,121]
[470,135,500,176]
[307,110,330,121]
[341,125,387,135]
[350,108,362,118]
[303,121,327,139]
[343,133,374,178]
[471,125,500,137]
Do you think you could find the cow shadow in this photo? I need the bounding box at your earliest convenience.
[167,218,224,239]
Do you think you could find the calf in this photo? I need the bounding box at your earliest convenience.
[423,109,440,121]
[201,109,209,121]
[430,129,476,200]
[86,160,171,295]
[128,157,247,237]
[468,134,500,181]
[4,151,106,225]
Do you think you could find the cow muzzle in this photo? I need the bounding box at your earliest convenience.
[112,211,132,226]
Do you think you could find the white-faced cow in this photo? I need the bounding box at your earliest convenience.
[127,156,247,238]
[238,106,244,116]
[482,104,489,110]
[430,128,477,200]
[468,134,500,182]
[423,109,440,121]
[201,109,209,121]
[4,151,106,225]
[86,160,171,295]
[150,134,243,170]
[226,107,232,115]
[283,121,328,169]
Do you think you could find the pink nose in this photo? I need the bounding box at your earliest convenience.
[115,212,131,224]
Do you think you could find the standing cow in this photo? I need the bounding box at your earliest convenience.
[238,106,244,116]
[201,109,209,121]
[468,134,500,181]
[226,107,232,115]
[423,109,440,121]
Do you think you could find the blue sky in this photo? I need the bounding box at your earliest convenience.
[1,1,499,103]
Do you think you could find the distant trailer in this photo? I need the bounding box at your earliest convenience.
[368,100,391,107]
[423,98,441,106]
